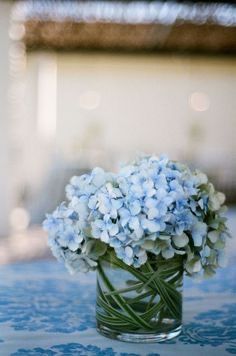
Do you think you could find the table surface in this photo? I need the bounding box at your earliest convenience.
[1,209,236,356]
[0,258,235,356]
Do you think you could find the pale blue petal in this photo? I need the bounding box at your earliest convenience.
[162,248,175,259]
[125,246,133,258]
[108,223,119,236]
[173,233,189,248]
[101,230,110,243]
[147,208,159,220]
[142,219,160,233]
[192,234,203,247]
[128,216,140,231]
[129,200,141,215]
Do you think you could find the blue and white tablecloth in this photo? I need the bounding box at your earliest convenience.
[0,251,235,356]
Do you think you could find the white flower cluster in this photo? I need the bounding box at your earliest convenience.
[43,155,230,277]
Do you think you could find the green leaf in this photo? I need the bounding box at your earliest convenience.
[86,240,107,260]
[146,262,182,320]
[97,262,153,330]
[97,251,183,329]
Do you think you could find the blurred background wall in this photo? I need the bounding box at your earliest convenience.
[0,0,236,262]
[23,52,236,222]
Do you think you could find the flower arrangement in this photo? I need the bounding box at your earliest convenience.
[43,155,230,342]
[44,155,229,277]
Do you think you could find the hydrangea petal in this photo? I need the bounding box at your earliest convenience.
[173,233,189,248]
[208,231,219,243]
[162,248,175,259]
[142,219,160,233]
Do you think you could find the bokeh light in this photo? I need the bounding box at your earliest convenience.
[189,92,210,112]
[10,207,30,231]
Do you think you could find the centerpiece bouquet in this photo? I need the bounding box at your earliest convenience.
[43,155,230,343]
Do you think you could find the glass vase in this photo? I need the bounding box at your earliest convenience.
[96,251,183,343]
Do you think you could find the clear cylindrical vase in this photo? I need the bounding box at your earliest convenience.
[96,251,183,343]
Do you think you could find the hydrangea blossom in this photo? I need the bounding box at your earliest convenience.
[43,155,230,277]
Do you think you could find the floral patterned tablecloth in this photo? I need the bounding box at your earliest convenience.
[0,251,235,356]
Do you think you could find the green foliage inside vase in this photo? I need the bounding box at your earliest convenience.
[96,250,183,334]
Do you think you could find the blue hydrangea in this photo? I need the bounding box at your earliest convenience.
[43,155,230,277]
